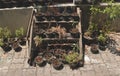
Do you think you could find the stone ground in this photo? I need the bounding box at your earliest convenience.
[0,33,120,76]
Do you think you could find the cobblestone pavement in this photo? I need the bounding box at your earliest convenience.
[0,33,120,76]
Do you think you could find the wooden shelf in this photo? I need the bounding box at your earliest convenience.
[35,21,79,24]
[48,43,77,46]
[43,38,79,40]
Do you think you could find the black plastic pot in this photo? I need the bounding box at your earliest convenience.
[18,38,26,46]
[44,52,53,64]
[51,58,63,70]
[98,41,107,51]
[90,44,99,54]
[69,62,80,69]
[99,45,106,51]
[34,56,46,67]
[1,44,12,52]
[71,32,80,38]
[12,41,22,52]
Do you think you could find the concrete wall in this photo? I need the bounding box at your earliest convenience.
[0,7,33,35]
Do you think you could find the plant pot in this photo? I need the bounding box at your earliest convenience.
[71,32,80,38]
[47,32,59,38]
[19,38,26,46]
[59,54,68,64]
[12,41,22,52]
[70,28,80,38]
[1,44,12,52]
[83,36,97,45]
[54,49,61,57]
[98,42,107,51]
[51,58,63,70]
[90,44,99,54]
[34,56,46,67]
[99,45,106,51]
[44,52,53,64]
[69,62,80,69]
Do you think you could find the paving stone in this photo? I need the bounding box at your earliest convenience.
[84,55,91,65]
[80,64,94,71]
[101,53,112,63]
[73,70,81,76]
[44,67,51,76]
[95,72,104,76]
[12,58,24,64]
[14,69,23,76]
[19,49,26,58]
[0,53,13,65]
[106,52,117,63]
[114,55,120,62]
[51,65,66,73]
[36,67,44,76]
[89,54,104,64]
[0,66,9,70]
[52,72,67,76]
[66,66,74,76]
[13,52,21,59]
[45,63,51,68]
[105,62,118,69]
[9,63,23,69]
[0,70,8,76]
[6,69,16,76]
[93,64,107,73]
[23,58,35,69]
[108,68,120,76]
[81,70,96,76]
[22,68,36,76]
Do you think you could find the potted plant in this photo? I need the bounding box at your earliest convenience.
[33,35,43,47]
[97,33,107,51]
[43,52,53,64]
[12,41,22,52]
[34,55,46,67]
[15,27,26,46]
[0,38,11,53]
[90,44,99,54]
[2,27,12,43]
[0,27,12,53]
[51,57,63,70]
[70,28,80,38]
[65,51,82,69]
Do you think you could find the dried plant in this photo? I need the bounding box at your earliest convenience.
[49,26,66,38]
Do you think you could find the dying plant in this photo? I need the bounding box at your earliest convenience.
[49,26,66,38]
[33,35,43,46]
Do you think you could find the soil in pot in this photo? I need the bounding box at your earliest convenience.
[1,43,12,53]
[19,38,26,46]
[12,41,22,52]
[44,52,53,64]
[34,56,46,67]
[98,42,107,51]
[70,28,80,38]
[51,58,63,70]
[90,44,99,54]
